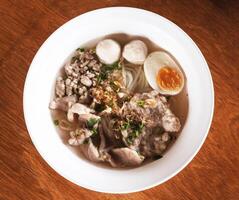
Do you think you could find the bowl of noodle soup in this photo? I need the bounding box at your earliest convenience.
[24,7,214,193]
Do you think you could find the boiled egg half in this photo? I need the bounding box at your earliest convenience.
[144,51,184,95]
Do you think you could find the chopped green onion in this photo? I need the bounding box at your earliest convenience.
[121,119,131,130]
[91,128,98,136]
[153,155,163,160]
[94,103,106,112]
[97,62,120,83]
[86,118,100,129]
[126,136,133,144]
[83,139,89,144]
[110,81,120,92]
[139,123,144,130]
[71,56,78,63]
[127,121,144,142]
[86,118,100,137]
[62,75,67,80]
[136,100,145,107]
[53,119,59,126]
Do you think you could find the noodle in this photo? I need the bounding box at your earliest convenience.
[123,63,149,92]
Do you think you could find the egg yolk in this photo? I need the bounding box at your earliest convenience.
[156,66,182,90]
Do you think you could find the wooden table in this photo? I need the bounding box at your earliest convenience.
[0,0,238,199]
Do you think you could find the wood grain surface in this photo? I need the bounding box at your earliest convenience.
[0,0,239,199]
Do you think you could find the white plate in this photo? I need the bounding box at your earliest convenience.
[23,7,214,193]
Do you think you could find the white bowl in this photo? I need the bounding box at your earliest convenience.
[23,7,214,193]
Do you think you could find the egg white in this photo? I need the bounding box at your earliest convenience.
[144,51,184,95]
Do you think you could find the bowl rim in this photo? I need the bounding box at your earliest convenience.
[23,7,214,193]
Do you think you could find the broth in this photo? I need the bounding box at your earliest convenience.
[50,33,188,169]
